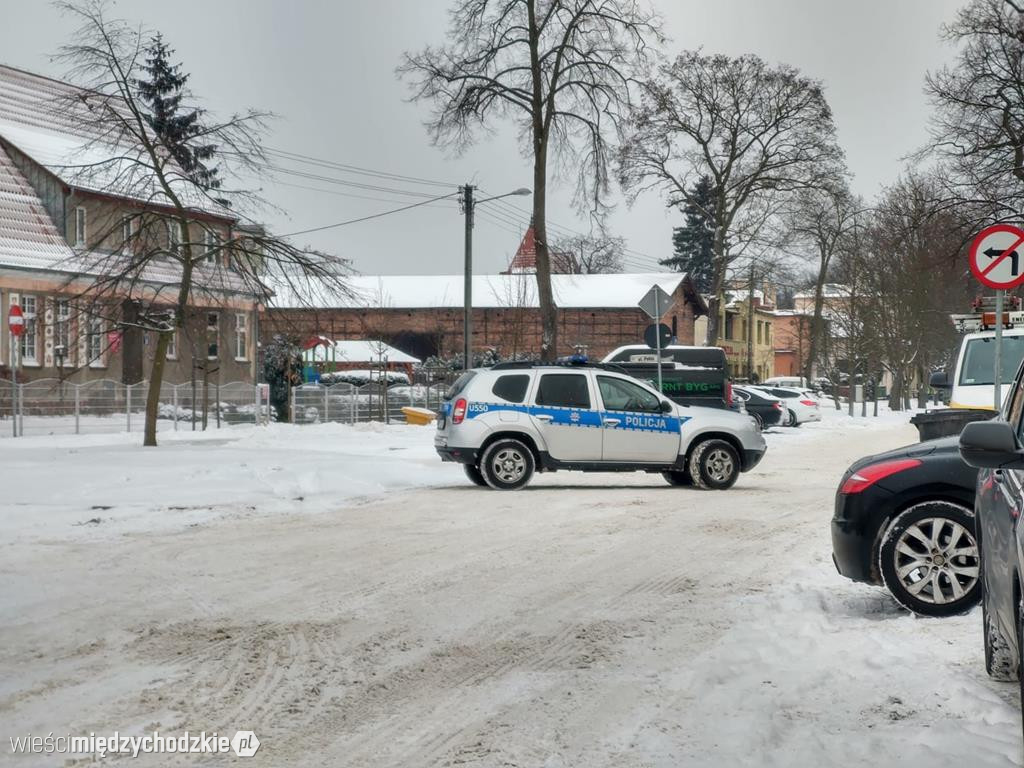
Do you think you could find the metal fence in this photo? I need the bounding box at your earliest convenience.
[290,381,448,425]
[0,378,270,438]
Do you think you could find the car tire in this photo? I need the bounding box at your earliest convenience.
[786,409,797,427]
[985,590,1017,681]
[463,463,488,487]
[662,468,692,487]
[688,439,740,491]
[878,501,981,617]
[479,438,535,491]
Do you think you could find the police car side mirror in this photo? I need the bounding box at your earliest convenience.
[929,370,951,389]
[660,400,673,414]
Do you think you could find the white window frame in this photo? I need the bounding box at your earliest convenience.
[207,312,219,360]
[55,299,72,367]
[234,312,249,361]
[87,314,105,368]
[204,229,219,265]
[167,220,183,255]
[121,215,135,253]
[20,295,38,364]
[75,207,87,247]
[166,324,177,360]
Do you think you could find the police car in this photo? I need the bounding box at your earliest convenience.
[434,362,766,490]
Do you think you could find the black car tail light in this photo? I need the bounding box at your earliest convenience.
[840,458,922,494]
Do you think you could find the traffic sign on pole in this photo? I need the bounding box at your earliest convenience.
[968,224,1024,409]
[638,284,672,394]
[969,224,1024,290]
[8,304,24,337]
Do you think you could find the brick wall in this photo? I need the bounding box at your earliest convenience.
[264,284,699,363]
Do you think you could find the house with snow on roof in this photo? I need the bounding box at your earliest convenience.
[0,64,262,386]
[265,224,708,363]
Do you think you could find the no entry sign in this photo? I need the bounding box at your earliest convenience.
[969,224,1024,290]
[8,304,24,336]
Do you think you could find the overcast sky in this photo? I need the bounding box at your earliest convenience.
[1,0,966,275]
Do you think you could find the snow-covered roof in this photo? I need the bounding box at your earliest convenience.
[276,272,695,310]
[794,284,851,300]
[0,141,76,271]
[303,338,420,364]
[0,64,229,217]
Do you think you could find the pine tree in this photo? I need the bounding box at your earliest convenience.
[664,175,715,293]
[136,34,220,189]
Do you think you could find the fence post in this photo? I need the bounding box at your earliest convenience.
[74,384,80,435]
[324,386,329,423]
[173,385,179,431]
[215,381,221,429]
[350,386,356,424]
[290,386,296,424]
[126,384,131,432]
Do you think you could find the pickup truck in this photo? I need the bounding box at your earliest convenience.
[601,345,732,410]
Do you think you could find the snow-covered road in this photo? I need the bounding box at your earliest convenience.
[1,412,1020,766]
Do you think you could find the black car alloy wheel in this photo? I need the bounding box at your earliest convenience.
[878,501,981,617]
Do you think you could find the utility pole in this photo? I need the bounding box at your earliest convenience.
[461,184,475,370]
[747,261,755,381]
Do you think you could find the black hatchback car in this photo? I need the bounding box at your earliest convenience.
[832,435,980,617]
[733,386,784,430]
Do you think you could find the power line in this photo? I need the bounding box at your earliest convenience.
[265,147,459,188]
[274,179,460,207]
[280,191,459,237]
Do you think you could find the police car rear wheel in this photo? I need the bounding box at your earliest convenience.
[463,463,488,487]
[688,439,740,490]
[480,439,535,490]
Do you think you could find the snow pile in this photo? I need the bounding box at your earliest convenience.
[661,567,1020,766]
[0,422,455,543]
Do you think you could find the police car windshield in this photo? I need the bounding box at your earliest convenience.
[445,371,477,400]
[959,336,1024,386]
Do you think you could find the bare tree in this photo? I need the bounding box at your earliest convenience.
[400,0,661,361]
[838,174,973,410]
[555,231,625,273]
[925,0,1024,221]
[619,51,845,345]
[53,1,345,446]
[785,185,861,383]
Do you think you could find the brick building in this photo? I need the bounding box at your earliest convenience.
[771,310,814,378]
[266,271,707,363]
[0,64,260,385]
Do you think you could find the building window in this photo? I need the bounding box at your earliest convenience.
[166,329,177,360]
[168,220,183,255]
[234,313,249,361]
[87,314,104,366]
[204,229,219,265]
[19,295,37,362]
[122,215,134,253]
[724,314,735,340]
[55,299,71,366]
[207,312,219,359]
[75,207,87,247]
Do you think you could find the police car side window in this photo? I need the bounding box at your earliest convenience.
[598,376,660,412]
[535,374,591,408]
[492,374,530,403]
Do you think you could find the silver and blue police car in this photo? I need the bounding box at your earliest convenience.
[435,362,766,490]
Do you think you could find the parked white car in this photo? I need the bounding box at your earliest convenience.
[752,385,822,427]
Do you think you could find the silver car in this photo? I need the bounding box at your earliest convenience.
[434,363,766,490]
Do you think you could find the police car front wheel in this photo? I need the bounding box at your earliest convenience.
[480,438,535,490]
[688,439,740,490]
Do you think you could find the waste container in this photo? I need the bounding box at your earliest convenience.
[909,408,997,442]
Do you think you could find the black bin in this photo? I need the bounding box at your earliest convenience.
[910,408,997,442]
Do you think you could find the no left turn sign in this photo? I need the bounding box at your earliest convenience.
[969,223,1024,290]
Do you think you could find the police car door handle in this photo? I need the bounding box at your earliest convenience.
[603,418,621,426]
[535,414,553,422]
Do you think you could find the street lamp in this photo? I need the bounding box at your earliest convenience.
[461,185,531,369]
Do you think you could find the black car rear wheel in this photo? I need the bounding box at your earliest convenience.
[878,501,981,617]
